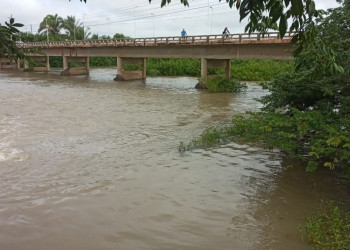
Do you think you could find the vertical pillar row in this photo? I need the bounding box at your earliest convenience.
[63,56,68,70]
[46,56,50,71]
[115,57,146,81]
[201,58,208,79]
[85,56,90,71]
[141,58,146,79]
[225,59,231,78]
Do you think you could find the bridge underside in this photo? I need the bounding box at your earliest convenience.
[40,43,292,60]
[10,41,292,86]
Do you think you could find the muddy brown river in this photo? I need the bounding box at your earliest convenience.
[0,68,349,250]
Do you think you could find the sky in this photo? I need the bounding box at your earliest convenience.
[0,0,342,39]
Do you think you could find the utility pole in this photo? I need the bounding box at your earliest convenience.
[207,0,210,34]
[134,6,138,38]
[151,13,154,37]
[46,19,49,42]
[83,14,86,40]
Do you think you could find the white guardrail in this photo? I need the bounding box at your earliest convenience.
[17,32,294,49]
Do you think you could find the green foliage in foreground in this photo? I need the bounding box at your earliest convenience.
[205,76,247,93]
[180,1,350,177]
[300,200,350,250]
[0,17,24,59]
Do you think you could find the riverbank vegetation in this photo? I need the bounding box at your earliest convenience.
[180,0,350,177]
[300,200,350,250]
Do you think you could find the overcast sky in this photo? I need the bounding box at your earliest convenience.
[0,0,341,39]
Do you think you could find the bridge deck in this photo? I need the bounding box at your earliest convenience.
[18,32,294,49]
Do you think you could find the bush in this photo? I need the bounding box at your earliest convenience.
[231,59,294,81]
[300,200,350,250]
[205,76,247,93]
[179,109,350,176]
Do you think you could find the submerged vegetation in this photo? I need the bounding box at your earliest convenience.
[205,76,247,93]
[300,200,350,250]
[179,109,350,176]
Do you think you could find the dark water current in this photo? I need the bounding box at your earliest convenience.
[0,68,349,250]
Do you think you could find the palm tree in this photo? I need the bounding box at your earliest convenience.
[74,26,91,40]
[61,16,82,40]
[38,14,63,38]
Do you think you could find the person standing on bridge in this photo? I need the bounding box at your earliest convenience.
[181,28,187,42]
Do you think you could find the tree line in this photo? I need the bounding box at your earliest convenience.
[18,14,128,43]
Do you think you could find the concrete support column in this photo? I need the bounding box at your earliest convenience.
[0,57,18,69]
[141,58,146,79]
[225,59,231,78]
[85,57,89,71]
[117,56,123,76]
[24,60,29,69]
[201,58,208,79]
[61,56,89,76]
[62,56,68,70]
[46,56,50,71]
[114,57,146,81]
[196,58,232,89]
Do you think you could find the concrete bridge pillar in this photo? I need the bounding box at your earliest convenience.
[0,57,18,69]
[61,56,89,76]
[63,56,68,70]
[197,58,231,89]
[201,58,231,79]
[114,57,146,81]
[45,56,50,71]
[21,56,50,72]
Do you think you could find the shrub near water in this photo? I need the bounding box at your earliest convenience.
[231,59,294,81]
[300,200,350,250]
[205,76,247,93]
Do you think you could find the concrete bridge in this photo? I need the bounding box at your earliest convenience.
[1,32,294,82]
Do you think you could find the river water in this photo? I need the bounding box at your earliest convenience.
[0,68,349,250]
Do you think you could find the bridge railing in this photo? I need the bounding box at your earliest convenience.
[17,32,295,49]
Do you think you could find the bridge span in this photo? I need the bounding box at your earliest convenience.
[2,32,294,82]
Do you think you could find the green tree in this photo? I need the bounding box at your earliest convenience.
[261,0,350,115]
[91,33,99,40]
[113,33,126,39]
[61,15,82,40]
[38,14,63,40]
[0,17,24,59]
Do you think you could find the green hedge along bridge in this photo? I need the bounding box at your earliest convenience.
[1,32,294,84]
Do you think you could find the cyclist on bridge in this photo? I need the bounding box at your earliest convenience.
[222,27,230,35]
